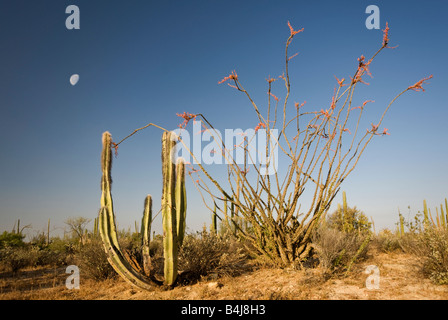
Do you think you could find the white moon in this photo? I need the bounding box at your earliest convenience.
[70,74,79,86]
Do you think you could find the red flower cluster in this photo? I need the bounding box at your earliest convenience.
[382,22,390,47]
[407,75,433,92]
[218,70,238,84]
[334,76,346,87]
[319,109,331,119]
[295,101,306,109]
[266,76,276,84]
[367,123,390,136]
[268,91,279,101]
[287,21,304,37]
[382,22,398,49]
[255,122,266,133]
[352,55,372,85]
[176,112,197,129]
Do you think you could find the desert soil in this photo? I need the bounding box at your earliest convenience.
[1,250,447,300]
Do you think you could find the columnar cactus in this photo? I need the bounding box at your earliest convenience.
[342,191,352,233]
[423,199,429,227]
[161,131,187,286]
[141,195,152,277]
[211,204,218,235]
[99,131,187,289]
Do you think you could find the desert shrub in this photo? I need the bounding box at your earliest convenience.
[0,231,25,249]
[418,228,448,285]
[0,246,39,274]
[48,236,77,255]
[33,247,68,268]
[311,226,370,274]
[149,235,163,257]
[326,206,371,235]
[74,239,116,280]
[178,231,250,283]
[373,229,403,253]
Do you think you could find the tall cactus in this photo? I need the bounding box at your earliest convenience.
[99,131,186,289]
[141,195,152,277]
[423,199,429,226]
[211,203,218,235]
[342,191,352,233]
[161,131,186,286]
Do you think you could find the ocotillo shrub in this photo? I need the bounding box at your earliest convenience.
[177,21,432,267]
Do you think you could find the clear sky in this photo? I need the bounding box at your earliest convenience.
[1,0,447,239]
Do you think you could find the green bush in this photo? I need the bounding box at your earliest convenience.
[0,231,25,249]
[326,206,371,234]
[419,228,448,285]
[0,246,38,273]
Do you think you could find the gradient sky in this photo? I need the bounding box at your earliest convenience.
[1,0,447,239]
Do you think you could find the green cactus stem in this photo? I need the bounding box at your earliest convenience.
[342,191,352,233]
[398,208,405,237]
[161,131,187,286]
[175,157,186,247]
[99,130,186,289]
[99,132,159,289]
[141,195,152,277]
[423,199,429,226]
[211,204,218,235]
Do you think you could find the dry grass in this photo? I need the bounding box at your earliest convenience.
[2,246,448,300]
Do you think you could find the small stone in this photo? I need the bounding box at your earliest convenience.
[207,282,223,289]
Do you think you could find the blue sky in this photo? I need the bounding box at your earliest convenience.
[0,0,446,238]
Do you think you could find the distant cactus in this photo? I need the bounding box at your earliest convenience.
[423,199,429,226]
[211,204,218,235]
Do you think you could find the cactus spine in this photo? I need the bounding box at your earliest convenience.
[99,131,186,289]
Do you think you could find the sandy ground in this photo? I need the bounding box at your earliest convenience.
[1,250,447,300]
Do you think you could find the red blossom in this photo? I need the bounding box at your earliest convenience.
[268,91,280,101]
[382,22,398,49]
[368,123,379,134]
[334,76,347,87]
[287,21,304,37]
[407,75,433,92]
[320,109,331,119]
[362,100,375,107]
[176,112,197,129]
[288,52,299,61]
[330,88,337,110]
[382,128,390,136]
[111,141,119,157]
[295,101,306,109]
[352,55,372,85]
[382,22,390,47]
[266,75,276,84]
[255,122,266,133]
[218,70,238,84]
